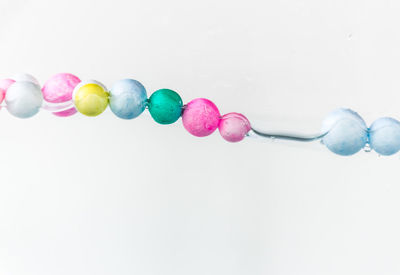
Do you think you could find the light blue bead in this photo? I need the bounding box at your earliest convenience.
[369,117,400,156]
[109,79,147,119]
[321,108,368,156]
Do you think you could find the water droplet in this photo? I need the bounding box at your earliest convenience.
[364,144,372,152]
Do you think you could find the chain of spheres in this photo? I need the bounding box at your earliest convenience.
[0,73,399,157]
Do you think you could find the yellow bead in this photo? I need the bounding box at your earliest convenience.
[73,80,109,116]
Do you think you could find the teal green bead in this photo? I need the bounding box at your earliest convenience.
[148,89,183,124]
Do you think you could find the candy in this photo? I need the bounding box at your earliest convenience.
[321,108,368,156]
[219,112,251,142]
[148,89,182,124]
[109,79,147,119]
[5,81,43,118]
[72,80,109,117]
[42,73,81,117]
[369,117,400,156]
[182,98,221,137]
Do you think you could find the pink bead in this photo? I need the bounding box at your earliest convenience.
[182,98,221,137]
[219,113,251,142]
[0,79,16,103]
[0,88,4,104]
[42,73,81,117]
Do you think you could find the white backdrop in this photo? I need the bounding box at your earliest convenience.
[0,0,400,274]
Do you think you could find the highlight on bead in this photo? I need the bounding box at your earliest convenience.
[72,80,109,117]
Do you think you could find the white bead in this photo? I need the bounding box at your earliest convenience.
[5,81,43,118]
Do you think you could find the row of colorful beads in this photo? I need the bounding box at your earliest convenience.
[0,73,251,143]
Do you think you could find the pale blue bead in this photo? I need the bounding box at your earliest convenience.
[321,108,368,156]
[369,117,400,156]
[109,79,147,119]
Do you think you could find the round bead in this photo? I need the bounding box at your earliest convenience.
[109,79,147,119]
[72,80,109,117]
[369,117,400,156]
[148,89,182,124]
[321,108,368,156]
[42,73,81,117]
[182,98,221,137]
[219,112,251,142]
[5,81,43,118]
[0,79,15,104]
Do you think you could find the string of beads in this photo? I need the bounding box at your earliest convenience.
[321,108,400,156]
[0,73,251,143]
[2,73,400,157]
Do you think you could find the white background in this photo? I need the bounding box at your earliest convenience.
[0,0,399,274]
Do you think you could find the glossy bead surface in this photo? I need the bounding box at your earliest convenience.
[0,79,15,103]
[219,112,251,142]
[148,89,182,124]
[109,79,147,119]
[42,73,81,117]
[182,98,221,137]
[73,80,109,117]
[369,117,400,156]
[321,108,368,156]
[5,81,43,118]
